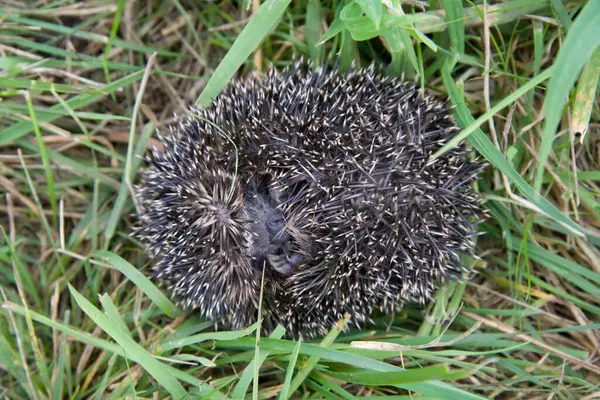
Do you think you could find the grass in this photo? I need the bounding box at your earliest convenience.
[1,0,599,399]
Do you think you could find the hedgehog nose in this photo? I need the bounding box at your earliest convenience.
[267,214,284,232]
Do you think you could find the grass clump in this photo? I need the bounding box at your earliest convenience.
[1,0,599,399]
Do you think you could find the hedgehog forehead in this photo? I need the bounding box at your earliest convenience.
[243,178,287,220]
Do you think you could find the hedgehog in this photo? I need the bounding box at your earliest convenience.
[134,62,484,338]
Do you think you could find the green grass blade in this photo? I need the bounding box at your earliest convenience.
[549,0,572,30]
[15,139,120,188]
[306,0,324,64]
[92,250,181,318]
[0,102,130,121]
[196,0,292,107]
[24,91,57,225]
[288,315,349,395]
[442,0,465,55]
[310,371,359,399]
[439,60,584,237]
[1,302,222,391]
[67,285,188,399]
[1,14,179,57]
[160,323,259,351]
[103,123,154,244]
[231,325,285,399]
[92,354,118,400]
[0,70,144,146]
[318,13,345,45]
[16,151,57,253]
[0,78,88,94]
[216,337,486,399]
[431,66,553,159]
[535,1,600,193]
[326,364,468,386]
[278,339,302,400]
[101,0,127,86]
[104,52,156,246]
[1,228,52,394]
[99,294,130,337]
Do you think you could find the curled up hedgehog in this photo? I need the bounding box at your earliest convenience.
[134,63,484,338]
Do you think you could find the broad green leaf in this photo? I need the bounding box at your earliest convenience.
[356,0,383,30]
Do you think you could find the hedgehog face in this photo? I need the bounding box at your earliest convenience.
[244,191,289,254]
[242,176,302,277]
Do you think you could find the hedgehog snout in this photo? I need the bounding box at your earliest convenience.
[247,207,290,254]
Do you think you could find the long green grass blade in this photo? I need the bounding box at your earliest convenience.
[0,70,144,146]
[326,364,468,386]
[68,285,188,399]
[92,251,180,318]
[196,0,292,107]
[216,338,486,400]
[536,1,600,193]
[24,91,57,225]
[440,61,584,237]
